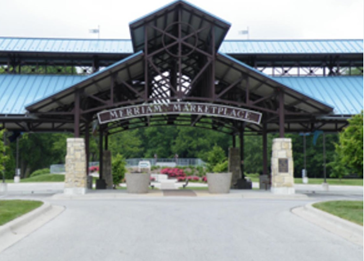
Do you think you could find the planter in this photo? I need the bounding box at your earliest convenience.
[125,173,151,193]
[207,172,232,194]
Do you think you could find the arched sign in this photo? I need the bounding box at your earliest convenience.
[97,102,262,125]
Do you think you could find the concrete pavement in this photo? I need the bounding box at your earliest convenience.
[0,182,362,261]
[0,196,362,261]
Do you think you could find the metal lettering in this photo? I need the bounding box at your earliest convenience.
[110,110,118,119]
[153,105,162,113]
[183,104,190,112]
[173,104,181,111]
[97,102,262,125]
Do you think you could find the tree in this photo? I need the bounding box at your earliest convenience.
[334,112,363,177]
[0,129,8,179]
[112,154,126,186]
[109,129,143,159]
[207,145,226,171]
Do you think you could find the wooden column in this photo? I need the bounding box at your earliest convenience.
[279,90,285,138]
[240,127,245,179]
[262,123,268,174]
[74,90,80,138]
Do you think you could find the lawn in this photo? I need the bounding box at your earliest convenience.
[294,178,363,186]
[5,174,65,183]
[313,200,363,226]
[244,174,363,186]
[179,186,208,190]
[4,174,101,183]
[0,200,43,226]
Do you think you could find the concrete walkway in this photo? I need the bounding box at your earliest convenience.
[1,182,362,260]
[0,194,362,261]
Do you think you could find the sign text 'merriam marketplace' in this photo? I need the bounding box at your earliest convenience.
[97,102,262,124]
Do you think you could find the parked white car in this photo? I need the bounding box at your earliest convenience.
[138,161,151,172]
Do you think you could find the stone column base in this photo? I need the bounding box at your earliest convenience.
[64,138,87,195]
[259,175,271,190]
[64,188,87,195]
[271,187,295,195]
[322,182,329,191]
[228,147,241,188]
[0,183,7,194]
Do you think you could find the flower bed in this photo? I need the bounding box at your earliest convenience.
[187,176,200,182]
[177,176,186,182]
[160,168,186,178]
[89,166,99,173]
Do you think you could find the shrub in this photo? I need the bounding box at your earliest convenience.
[187,175,200,182]
[213,160,228,173]
[89,166,99,173]
[177,176,186,182]
[30,168,50,177]
[202,176,207,182]
[112,154,126,186]
[160,168,186,178]
[207,145,226,172]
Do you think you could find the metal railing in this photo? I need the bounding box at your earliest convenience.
[126,158,206,167]
[50,158,206,173]
[50,161,99,174]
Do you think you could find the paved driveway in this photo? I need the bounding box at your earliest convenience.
[0,195,362,261]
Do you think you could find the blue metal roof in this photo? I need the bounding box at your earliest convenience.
[1,73,361,116]
[0,38,133,53]
[0,37,362,54]
[25,51,145,112]
[220,39,363,54]
[129,0,230,53]
[0,75,85,114]
[273,76,363,115]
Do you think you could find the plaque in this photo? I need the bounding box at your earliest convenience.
[278,158,288,173]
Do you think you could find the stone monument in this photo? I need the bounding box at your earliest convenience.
[64,138,87,195]
[271,138,295,194]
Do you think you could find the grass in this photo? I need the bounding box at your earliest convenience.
[0,200,43,226]
[5,174,65,183]
[179,186,208,190]
[294,178,363,186]
[313,200,363,226]
[244,174,363,186]
[4,174,101,183]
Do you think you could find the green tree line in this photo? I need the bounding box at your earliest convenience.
[1,124,354,179]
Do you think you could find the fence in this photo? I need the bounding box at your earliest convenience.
[125,158,206,167]
[50,159,206,173]
[50,161,99,174]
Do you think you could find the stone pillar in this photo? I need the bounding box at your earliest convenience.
[228,147,241,188]
[271,138,295,194]
[64,138,87,195]
[103,150,113,189]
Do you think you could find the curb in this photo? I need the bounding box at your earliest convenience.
[292,202,363,246]
[0,201,64,253]
[0,202,50,237]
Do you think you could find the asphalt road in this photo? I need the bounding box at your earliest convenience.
[0,195,362,261]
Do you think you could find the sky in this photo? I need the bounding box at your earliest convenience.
[0,0,363,40]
